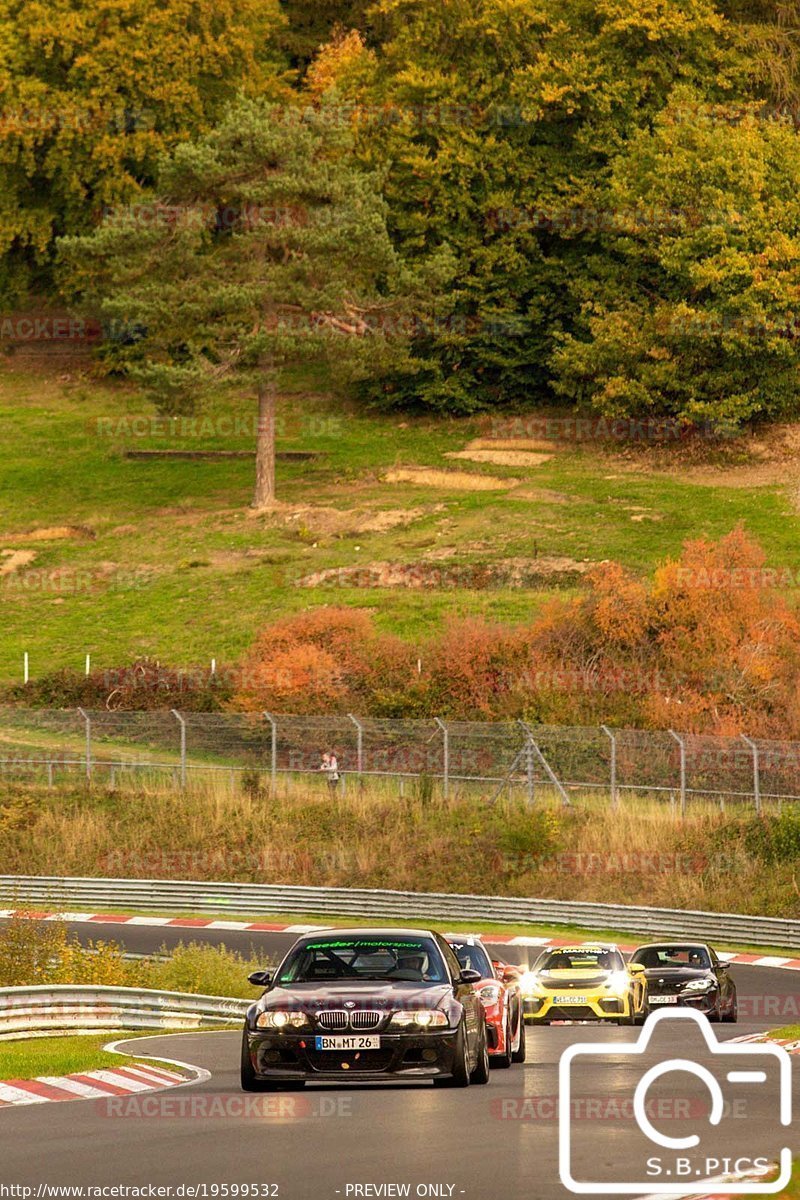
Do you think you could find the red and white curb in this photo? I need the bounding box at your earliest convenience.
[1,910,798,970]
[0,1062,188,1108]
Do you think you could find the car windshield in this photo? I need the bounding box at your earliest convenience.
[276,936,447,983]
[631,946,711,970]
[539,948,624,972]
[448,940,493,978]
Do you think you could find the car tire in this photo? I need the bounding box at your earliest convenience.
[433,1021,471,1088]
[511,1009,527,1063]
[240,1029,267,1092]
[470,1021,490,1085]
[491,1011,513,1069]
[722,992,738,1024]
[708,996,722,1022]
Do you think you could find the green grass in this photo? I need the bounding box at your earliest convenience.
[769,1025,800,1041]
[0,1032,164,1081]
[1,359,799,681]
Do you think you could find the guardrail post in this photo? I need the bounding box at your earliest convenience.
[601,725,618,809]
[77,707,92,782]
[171,709,187,789]
[741,735,761,815]
[348,714,363,778]
[434,718,449,799]
[669,730,686,818]
[263,713,277,795]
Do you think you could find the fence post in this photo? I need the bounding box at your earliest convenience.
[741,735,761,815]
[263,713,277,795]
[601,725,618,809]
[171,709,187,789]
[77,707,92,782]
[23,652,29,685]
[435,718,449,799]
[526,738,535,805]
[669,730,686,818]
[519,721,571,807]
[348,714,363,778]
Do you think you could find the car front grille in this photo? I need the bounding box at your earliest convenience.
[315,1009,384,1031]
[316,1010,349,1030]
[350,1010,383,1031]
[540,976,607,991]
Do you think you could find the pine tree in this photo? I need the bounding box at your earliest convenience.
[59,97,413,508]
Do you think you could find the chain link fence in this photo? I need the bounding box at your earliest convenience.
[0,708,798,810]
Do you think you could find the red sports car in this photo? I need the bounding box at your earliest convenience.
[446,935,526,1068]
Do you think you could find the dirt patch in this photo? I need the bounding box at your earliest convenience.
[512,488,583,505]
[467,437,563,453]
[4,525,96,543]
[296,556,595,590]
[385,468,519,492]
[446,449,552,468]
[246,502,444,538]
[0,549,37,576]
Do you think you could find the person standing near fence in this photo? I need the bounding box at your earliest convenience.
[319,751,340,794]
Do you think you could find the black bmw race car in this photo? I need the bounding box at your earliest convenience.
[628,942,738,1022]
[241,927,490,1089]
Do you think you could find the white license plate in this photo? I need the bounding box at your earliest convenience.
[553,995,588,1005]
[314,1035,380,1051]
[649,995,679,1005]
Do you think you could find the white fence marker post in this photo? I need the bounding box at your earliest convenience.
[85,653,91,677]
[23,652,29,684]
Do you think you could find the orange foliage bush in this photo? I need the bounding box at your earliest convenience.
[234,532,800,734]
[232,607,418,715]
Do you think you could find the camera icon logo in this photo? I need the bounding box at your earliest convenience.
[558,1008,792,1195]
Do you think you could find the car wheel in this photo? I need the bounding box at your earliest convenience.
[722,992,738,1024]
[617,996,636,1025]
[512,1009,527,1063]
[708,996,722,1022]
[240,1029,267,1092]
[491,1011,513,1069]
[470,1021,491,1085]
[433,1020,471,1088]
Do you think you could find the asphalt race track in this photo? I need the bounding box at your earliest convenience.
[1,921,798,1200]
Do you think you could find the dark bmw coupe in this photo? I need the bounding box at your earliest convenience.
[241,928,490,1089]
[628,942,738,1022]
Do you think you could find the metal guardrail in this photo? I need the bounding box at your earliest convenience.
[1,876,798,950]
[0,984,249,1037]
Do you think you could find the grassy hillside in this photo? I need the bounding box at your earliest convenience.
[2,779,798,918]
[2,358,800,684]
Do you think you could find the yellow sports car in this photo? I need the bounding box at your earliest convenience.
[519,944,647,1025]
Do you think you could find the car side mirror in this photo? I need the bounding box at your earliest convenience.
[628,963,646,975]
[500,964,521,983]
[248,970,272,988]
[717,962,729,971]
[459,968,482,985]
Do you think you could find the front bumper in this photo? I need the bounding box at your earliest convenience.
[648,991,719,1015]
[246,1028,461,1080]
[522,992,632,1022]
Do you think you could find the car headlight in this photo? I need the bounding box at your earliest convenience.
[389,1010,449,1029]
[518,971,540,995]
[604,972,633,994]
[478,985,503,1007]
[255,1010,308,1029]
[683,978,716,992]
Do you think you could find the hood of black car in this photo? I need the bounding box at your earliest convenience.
[643,968,713,984]
[259,982,450,1010]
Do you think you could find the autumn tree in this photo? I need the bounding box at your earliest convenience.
[0,0,287,299]
[59,96,423,508]
[552,97,800,429]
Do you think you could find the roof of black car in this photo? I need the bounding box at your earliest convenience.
[291,927,439,940]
